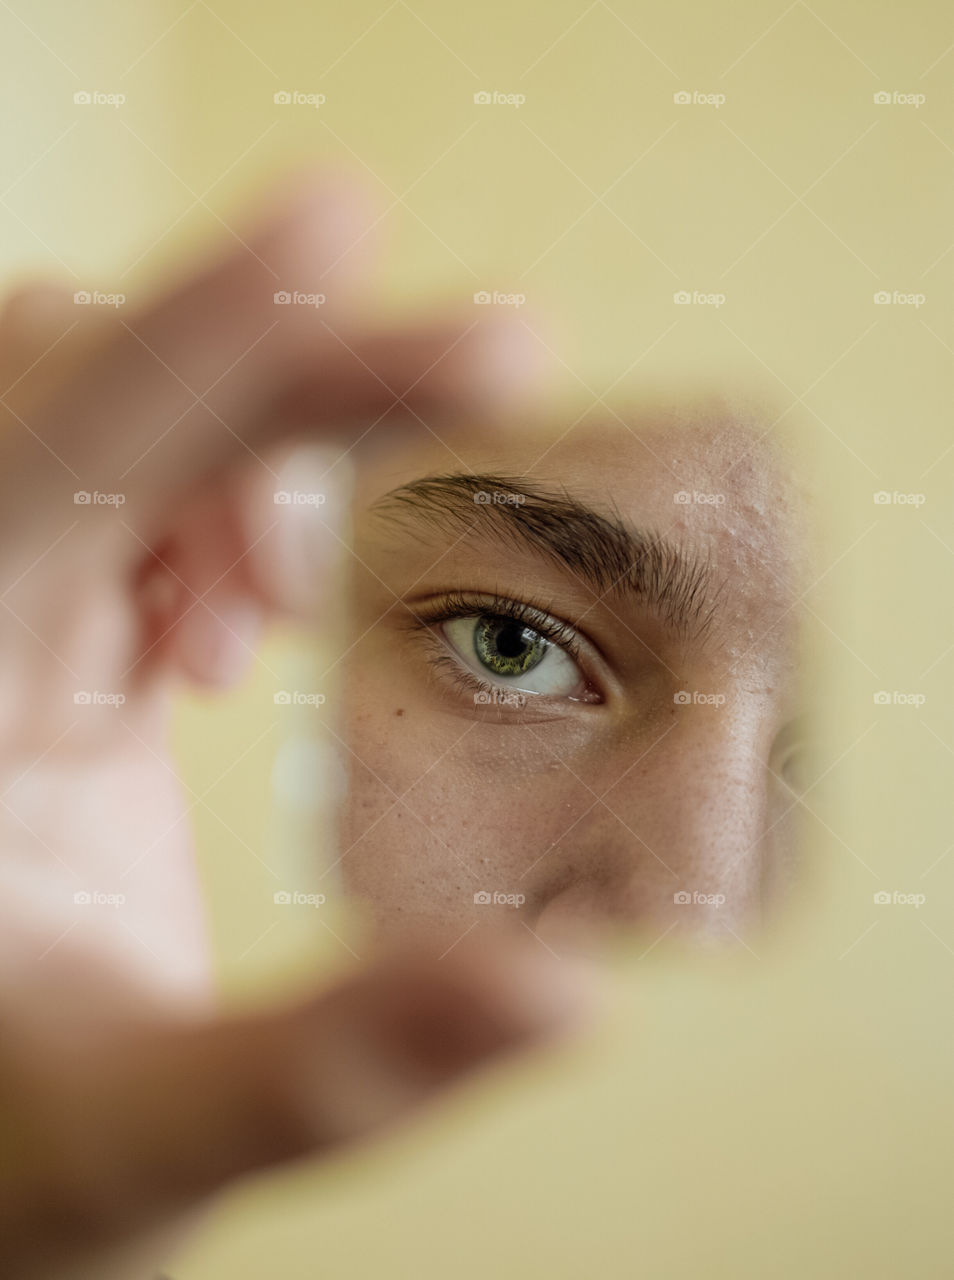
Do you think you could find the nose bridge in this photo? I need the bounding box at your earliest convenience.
[533,706,773,937]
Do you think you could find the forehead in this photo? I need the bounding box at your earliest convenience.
[360,403,796,507]
[538,416,803,609]
[353,408,805,666]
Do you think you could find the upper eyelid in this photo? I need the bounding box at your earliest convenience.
[425,608,580,669]
[401,590,590,660]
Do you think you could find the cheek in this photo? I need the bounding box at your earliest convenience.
[338,708,601,920]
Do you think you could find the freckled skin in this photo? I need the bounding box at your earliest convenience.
[335,406,807,946]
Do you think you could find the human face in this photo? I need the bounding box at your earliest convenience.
[334,407,806,945]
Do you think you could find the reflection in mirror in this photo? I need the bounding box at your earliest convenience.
[328,404,809,948]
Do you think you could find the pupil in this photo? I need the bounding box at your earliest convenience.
[495,621,530,659]
[472,614,546,677]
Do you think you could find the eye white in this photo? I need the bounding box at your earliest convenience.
[442,616,582,697]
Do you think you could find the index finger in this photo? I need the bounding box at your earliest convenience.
[0,176,544,559]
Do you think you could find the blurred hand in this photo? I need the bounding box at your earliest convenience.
[0,178,591,1280]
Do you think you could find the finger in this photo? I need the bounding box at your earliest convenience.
[229,444,349,624]
[139,483,266,689]
[7,178,543,551]
[0,282,85,395]
[133,445,346,687]
[3,935,594,1273]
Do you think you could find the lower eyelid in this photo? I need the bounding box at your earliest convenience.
[430,650,581,711]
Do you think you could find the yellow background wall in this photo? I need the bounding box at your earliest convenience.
[2,2,952,1276]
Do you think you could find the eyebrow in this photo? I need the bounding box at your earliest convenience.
[370,472,714,638]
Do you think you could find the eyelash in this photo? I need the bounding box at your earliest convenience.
[400,590,596,703]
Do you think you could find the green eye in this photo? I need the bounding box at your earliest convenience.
[472,616,548,677]
[440,609,591,700]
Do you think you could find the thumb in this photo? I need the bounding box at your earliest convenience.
[2,935,594,1275]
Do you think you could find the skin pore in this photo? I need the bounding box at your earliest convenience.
[335,406,807,946]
